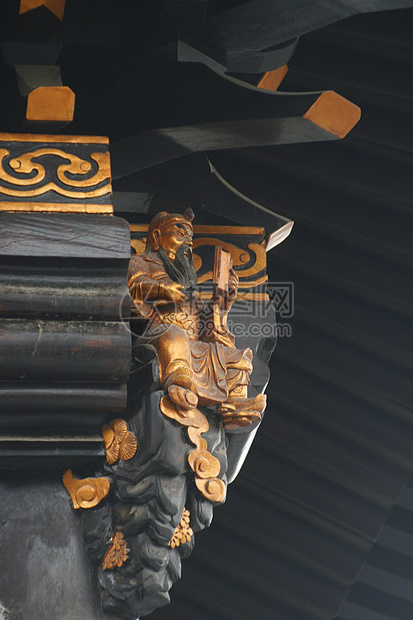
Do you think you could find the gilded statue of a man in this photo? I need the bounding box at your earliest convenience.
[128,208,265,428]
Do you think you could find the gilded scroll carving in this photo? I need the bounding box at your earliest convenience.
[193,237,266,283]
[160,395,226,503]
[0,147,111,198]
[62,469,110,510]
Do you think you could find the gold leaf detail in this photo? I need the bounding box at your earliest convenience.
[102,531,129,570]
[62,469,110,510]
[111,419,128,442]
[119,432,138,461]
[160,396,226,503]
[196,478,226,503]
[102,419,137,464]
[169,509,193,549]
[0,148,111,198]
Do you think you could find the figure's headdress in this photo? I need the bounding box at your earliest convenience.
[147,208,194,250]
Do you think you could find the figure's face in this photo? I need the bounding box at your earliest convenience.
[157,222,193,260]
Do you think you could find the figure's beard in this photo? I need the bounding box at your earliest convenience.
[159,243,198,290]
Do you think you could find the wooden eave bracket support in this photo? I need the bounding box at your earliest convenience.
[19,0,65,21]
[14,65,75,123]
[303,90,361,139]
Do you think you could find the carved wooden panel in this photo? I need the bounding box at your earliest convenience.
[0,133,112,213]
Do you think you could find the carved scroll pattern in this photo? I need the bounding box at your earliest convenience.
[0,148,111,199]
[62,469,110,510]
[192,238,267,288]
[160,395,226,503]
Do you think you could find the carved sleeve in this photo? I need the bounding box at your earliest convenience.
[128,257,168,317]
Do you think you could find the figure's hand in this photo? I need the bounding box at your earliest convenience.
[164,282,186,303]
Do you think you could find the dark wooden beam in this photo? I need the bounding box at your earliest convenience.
[191,0,413,60]
[178,36,299,74]
[111,89,360,177]
[113,152,292,240]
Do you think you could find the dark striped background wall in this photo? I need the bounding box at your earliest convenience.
[148,9,413,620]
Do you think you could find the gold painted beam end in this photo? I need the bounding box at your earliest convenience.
[26,86,75,122]
[0,202,113,214]
[303,91,361,139]
[257,65,289,92]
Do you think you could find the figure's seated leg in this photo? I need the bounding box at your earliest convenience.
[151,325,198,408]
[151,325,193,388]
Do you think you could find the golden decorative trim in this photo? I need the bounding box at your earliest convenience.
[198,291,269,301]
[169,508,193,549]
[0,133,109,144]
[130,224,150,233]
[193,238,266,283]
[0,201,113,213]
[197,273,267,292]
[237,274,268,288]
[0,148,45,185]
[102,532,129,570]
[130,224,265,235]
[303,91,361,139]
[102,419,138,465]
[0,148,111,198]
[195,225,264,235]
[5,148,109,188]
[62,469,110,510]
[160,396,226,503]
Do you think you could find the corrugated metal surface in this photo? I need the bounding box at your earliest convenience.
[149,8,413,620]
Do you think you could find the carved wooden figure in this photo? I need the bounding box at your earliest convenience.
[72,209,277,618]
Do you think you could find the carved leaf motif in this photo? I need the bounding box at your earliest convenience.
[102,531,129,570]
[169,509,193,549]
[160,396,226,503]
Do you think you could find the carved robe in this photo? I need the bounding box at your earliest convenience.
[128,252,252,405]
